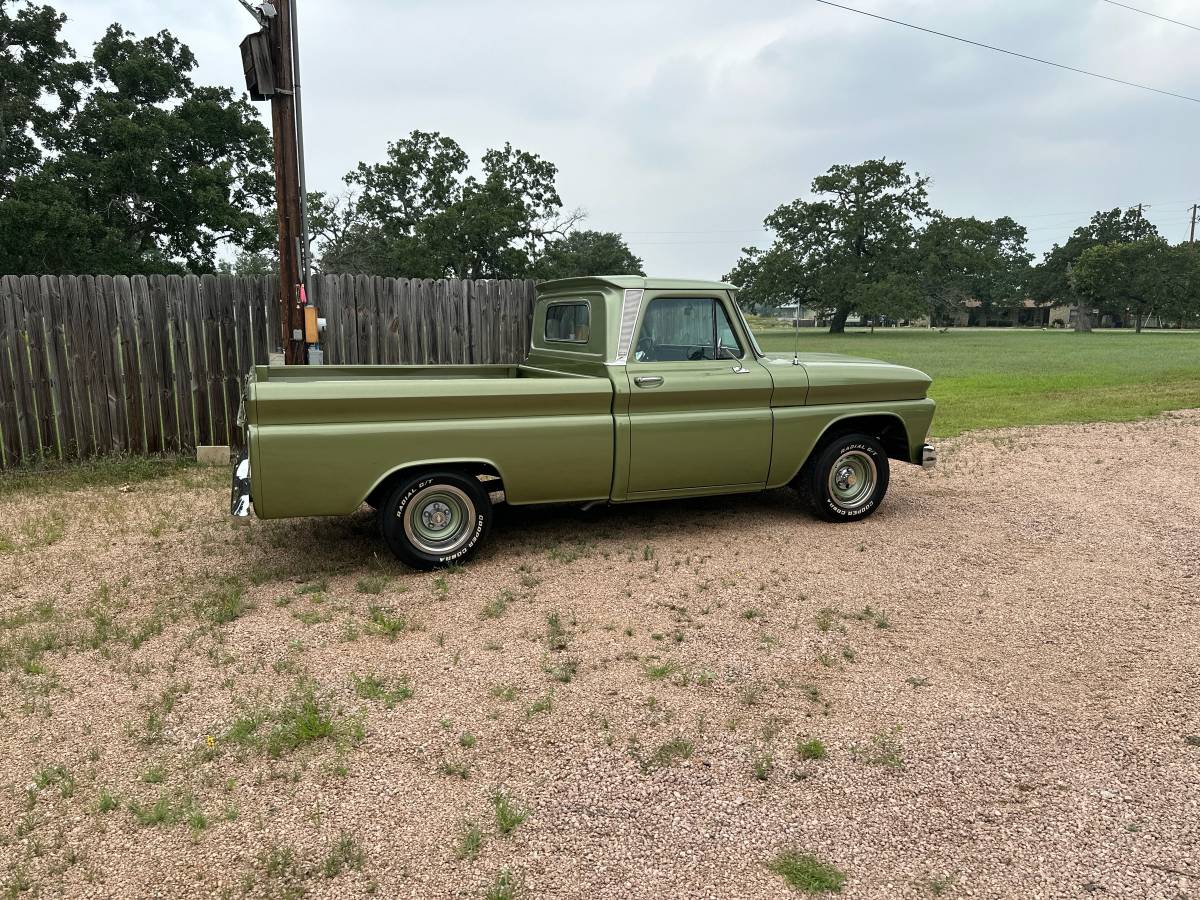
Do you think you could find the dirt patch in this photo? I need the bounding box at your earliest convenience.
[1,412,1198,899]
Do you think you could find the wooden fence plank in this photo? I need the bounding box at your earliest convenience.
[61,277,94,458]
[199,274,226,447]
[0,276,25,464]
[20,275,57,457]
[216,276,238,447]
[92,276,124,452]
[113,277,145,454]
[42,275,76,458]
[165,276,195,450]
[131,276,163,454]
[146,275,176,452]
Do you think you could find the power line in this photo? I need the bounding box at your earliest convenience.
[811,0,1200,104]
[1100,0,1200,32]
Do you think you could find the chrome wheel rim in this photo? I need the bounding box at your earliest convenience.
[827,450,877,511]
[402,485,475,554]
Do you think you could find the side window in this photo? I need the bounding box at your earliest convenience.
[634,298,744,362]
[544,302,590,343]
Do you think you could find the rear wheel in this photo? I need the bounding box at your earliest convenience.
[796,433,890,522]
[379,471,492,569]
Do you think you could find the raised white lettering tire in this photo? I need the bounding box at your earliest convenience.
[379,471,492,569]
[796,432,890,522]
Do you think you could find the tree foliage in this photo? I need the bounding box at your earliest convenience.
[0,4,273,274]
[1072,240,1200,332]
[531,230,644,280]
[727,159,934,331]
[918,215,1031,326]
[1030,207,1159,331]
[318,131,581,279]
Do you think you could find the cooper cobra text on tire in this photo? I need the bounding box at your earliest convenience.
[796,432,890,523]
[379,470,492,569]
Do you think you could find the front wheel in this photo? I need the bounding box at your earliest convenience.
[796,433,890,522]
[379,471,492,569]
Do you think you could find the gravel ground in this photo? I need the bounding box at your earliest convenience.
[0,411,1198,900]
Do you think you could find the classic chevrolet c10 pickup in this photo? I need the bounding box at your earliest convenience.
[231,276,936,568]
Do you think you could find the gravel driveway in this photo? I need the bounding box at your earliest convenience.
[1,411,1197,899]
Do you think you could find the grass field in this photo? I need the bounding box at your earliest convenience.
[753,328,1200,437]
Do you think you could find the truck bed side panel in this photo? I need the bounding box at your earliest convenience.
[251,377,615,517]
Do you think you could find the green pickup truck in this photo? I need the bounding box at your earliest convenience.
[231,276,936,568]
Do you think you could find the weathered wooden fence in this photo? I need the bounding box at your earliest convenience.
[0,274,537,467]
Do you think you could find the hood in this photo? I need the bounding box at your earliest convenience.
[761,352,932,406]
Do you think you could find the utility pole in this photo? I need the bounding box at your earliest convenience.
[239,0,308,365]
[1190,204,1197,246]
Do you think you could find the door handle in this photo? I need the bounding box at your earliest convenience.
[634,375,664,388]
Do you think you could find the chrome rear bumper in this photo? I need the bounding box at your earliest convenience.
[230,453,252,523]
[920,443,937,468]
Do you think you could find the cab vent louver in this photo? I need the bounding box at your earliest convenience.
[614,289,644,363]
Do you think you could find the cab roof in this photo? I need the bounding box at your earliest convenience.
[537,275,736,293]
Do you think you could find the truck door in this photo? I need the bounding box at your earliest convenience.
[625,294,773,493]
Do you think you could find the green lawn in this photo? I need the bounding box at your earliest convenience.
[753,328,1200,437]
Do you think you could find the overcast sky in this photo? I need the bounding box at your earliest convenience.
[59,0,1200,279]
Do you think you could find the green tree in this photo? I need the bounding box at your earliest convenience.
[0,12,273,274]
[1072,238,1192,332]
[726,159,932,333]
[531,230,644,280]
[320,131,579,278]
[918,215,1031,326]
[0,1,89,191]
[1030,207,1159,332]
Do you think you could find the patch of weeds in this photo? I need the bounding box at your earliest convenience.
[1183,734,1200,747]
[753,754,774,781]
[544,656,578,684]
[481,589,513,620]
[738,684,763,707]
[296,580,329,596]
[352,673,413,707]
[367,603,409,640]
[455,820,484,860]
[322,831,365,878]
[492,791,528,835]
[925,874,956,896]
[355,575,388,595]
[524,690,554,717]
[545,610,572,651]
[97,789,119,813]
[458,732,477,749]
[141,764,166,784]
[431,574,449,598]
[438,759,470,779]
[848,605,889,629]
[226,681,362,757]
[797,738,827,761]
[256,844,307,897]
[21,511,66,548]
[815,607,842,633]
[547,539,590,564]
[767,849,846,894]
[128,792,206,830]
[741,608,762,621]
[485,868,520,900]
[292,608,332,627]
[906,675,930,688]
[194,577,252,625]
[33,764,74,798]
[489,682,518,703]
[643,659,681,681]
[851,727,905,770]
[639,737,694,772]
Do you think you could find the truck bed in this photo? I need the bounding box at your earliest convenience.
[244,363,616,517]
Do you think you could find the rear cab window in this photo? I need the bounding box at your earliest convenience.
[545,301,591,343]
[633,297,744,362]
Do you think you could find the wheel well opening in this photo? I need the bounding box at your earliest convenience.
[365,462,504,510]
[822,415,910,462]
